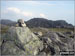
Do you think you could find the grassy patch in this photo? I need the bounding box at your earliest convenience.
[0,25,9,34]
[30,27,74,34]
[48,28,73,32]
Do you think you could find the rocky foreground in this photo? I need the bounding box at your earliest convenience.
[0,26,75,56]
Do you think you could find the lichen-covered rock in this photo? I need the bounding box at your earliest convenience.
[1,41,26,55]
[38,31,74,55]
[1,27,74,56]
[1,27,43,55]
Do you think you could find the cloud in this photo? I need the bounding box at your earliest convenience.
[22,12,33,17]
[3,7,47,19]
[7,7,20,13]
[7,7,33,17]
[40,13,47,18]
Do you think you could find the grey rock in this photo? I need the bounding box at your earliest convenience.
[56,32,67,38]
[1,26,74,56]
[18,19,26,27]
[66,31,73,35]
[1,27,43,55]
[1,41,26,55]
[39,31,74,55]
[34,31,43,37]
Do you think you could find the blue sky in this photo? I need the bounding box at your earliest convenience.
[1,1,74,25]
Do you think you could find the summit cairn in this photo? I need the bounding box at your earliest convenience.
[17,19,26,27]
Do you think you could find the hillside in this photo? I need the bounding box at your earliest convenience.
[0,18,74,28]
[26,18,73,28]
[0,19,16,26]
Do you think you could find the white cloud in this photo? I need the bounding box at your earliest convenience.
[3,7,47,19]
[7,7,20,13]
[22,12,33,17]
[40,13,47,18]
[7,7,33,17]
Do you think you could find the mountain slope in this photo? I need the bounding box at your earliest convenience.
[26,18,53,28]
[0,18,73,28]
[0,19,16,26]
[26,18,73,28]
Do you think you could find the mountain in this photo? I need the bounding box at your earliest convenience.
[0,19,16,26]
[26,18,73,28]
[0,18,73,28]
[26,18,53,28]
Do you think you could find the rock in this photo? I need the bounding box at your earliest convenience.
[39,31,74,55]
[56,32,67,38]
[66,31,73,35]
[1,41,26,55]
[64,31,74,38]
[18,19,26,27]
[38,52,46,56]
[1,26,74,56]
[1,27,43,55]
[34,31,43,37]
[0,34,2,47]
[0,34,2,55]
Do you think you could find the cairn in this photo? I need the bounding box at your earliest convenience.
[17,19,26,27]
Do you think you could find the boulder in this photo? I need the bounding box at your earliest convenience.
[56,32,67,38]
[39,31,74,55]
[1,27,43,55]
[65,31,73,35]
[34,31,43,37]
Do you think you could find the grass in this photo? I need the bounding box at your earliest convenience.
[30,27,74,34]
[30,27,49,35]
[48,28,74,32]
[0,26,9,34]
[0,25,74,35]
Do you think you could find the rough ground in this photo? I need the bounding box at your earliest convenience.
[0,26,75,56]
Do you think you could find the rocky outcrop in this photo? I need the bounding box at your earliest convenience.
[38,31,74,55]
[0,25,74,56]
[1,27,43,55]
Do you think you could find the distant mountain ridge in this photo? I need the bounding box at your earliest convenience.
[26,18,73,28]
[0,18,73,28]
[0,19,16,26]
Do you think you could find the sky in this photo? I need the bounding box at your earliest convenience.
[1,1,74,25]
